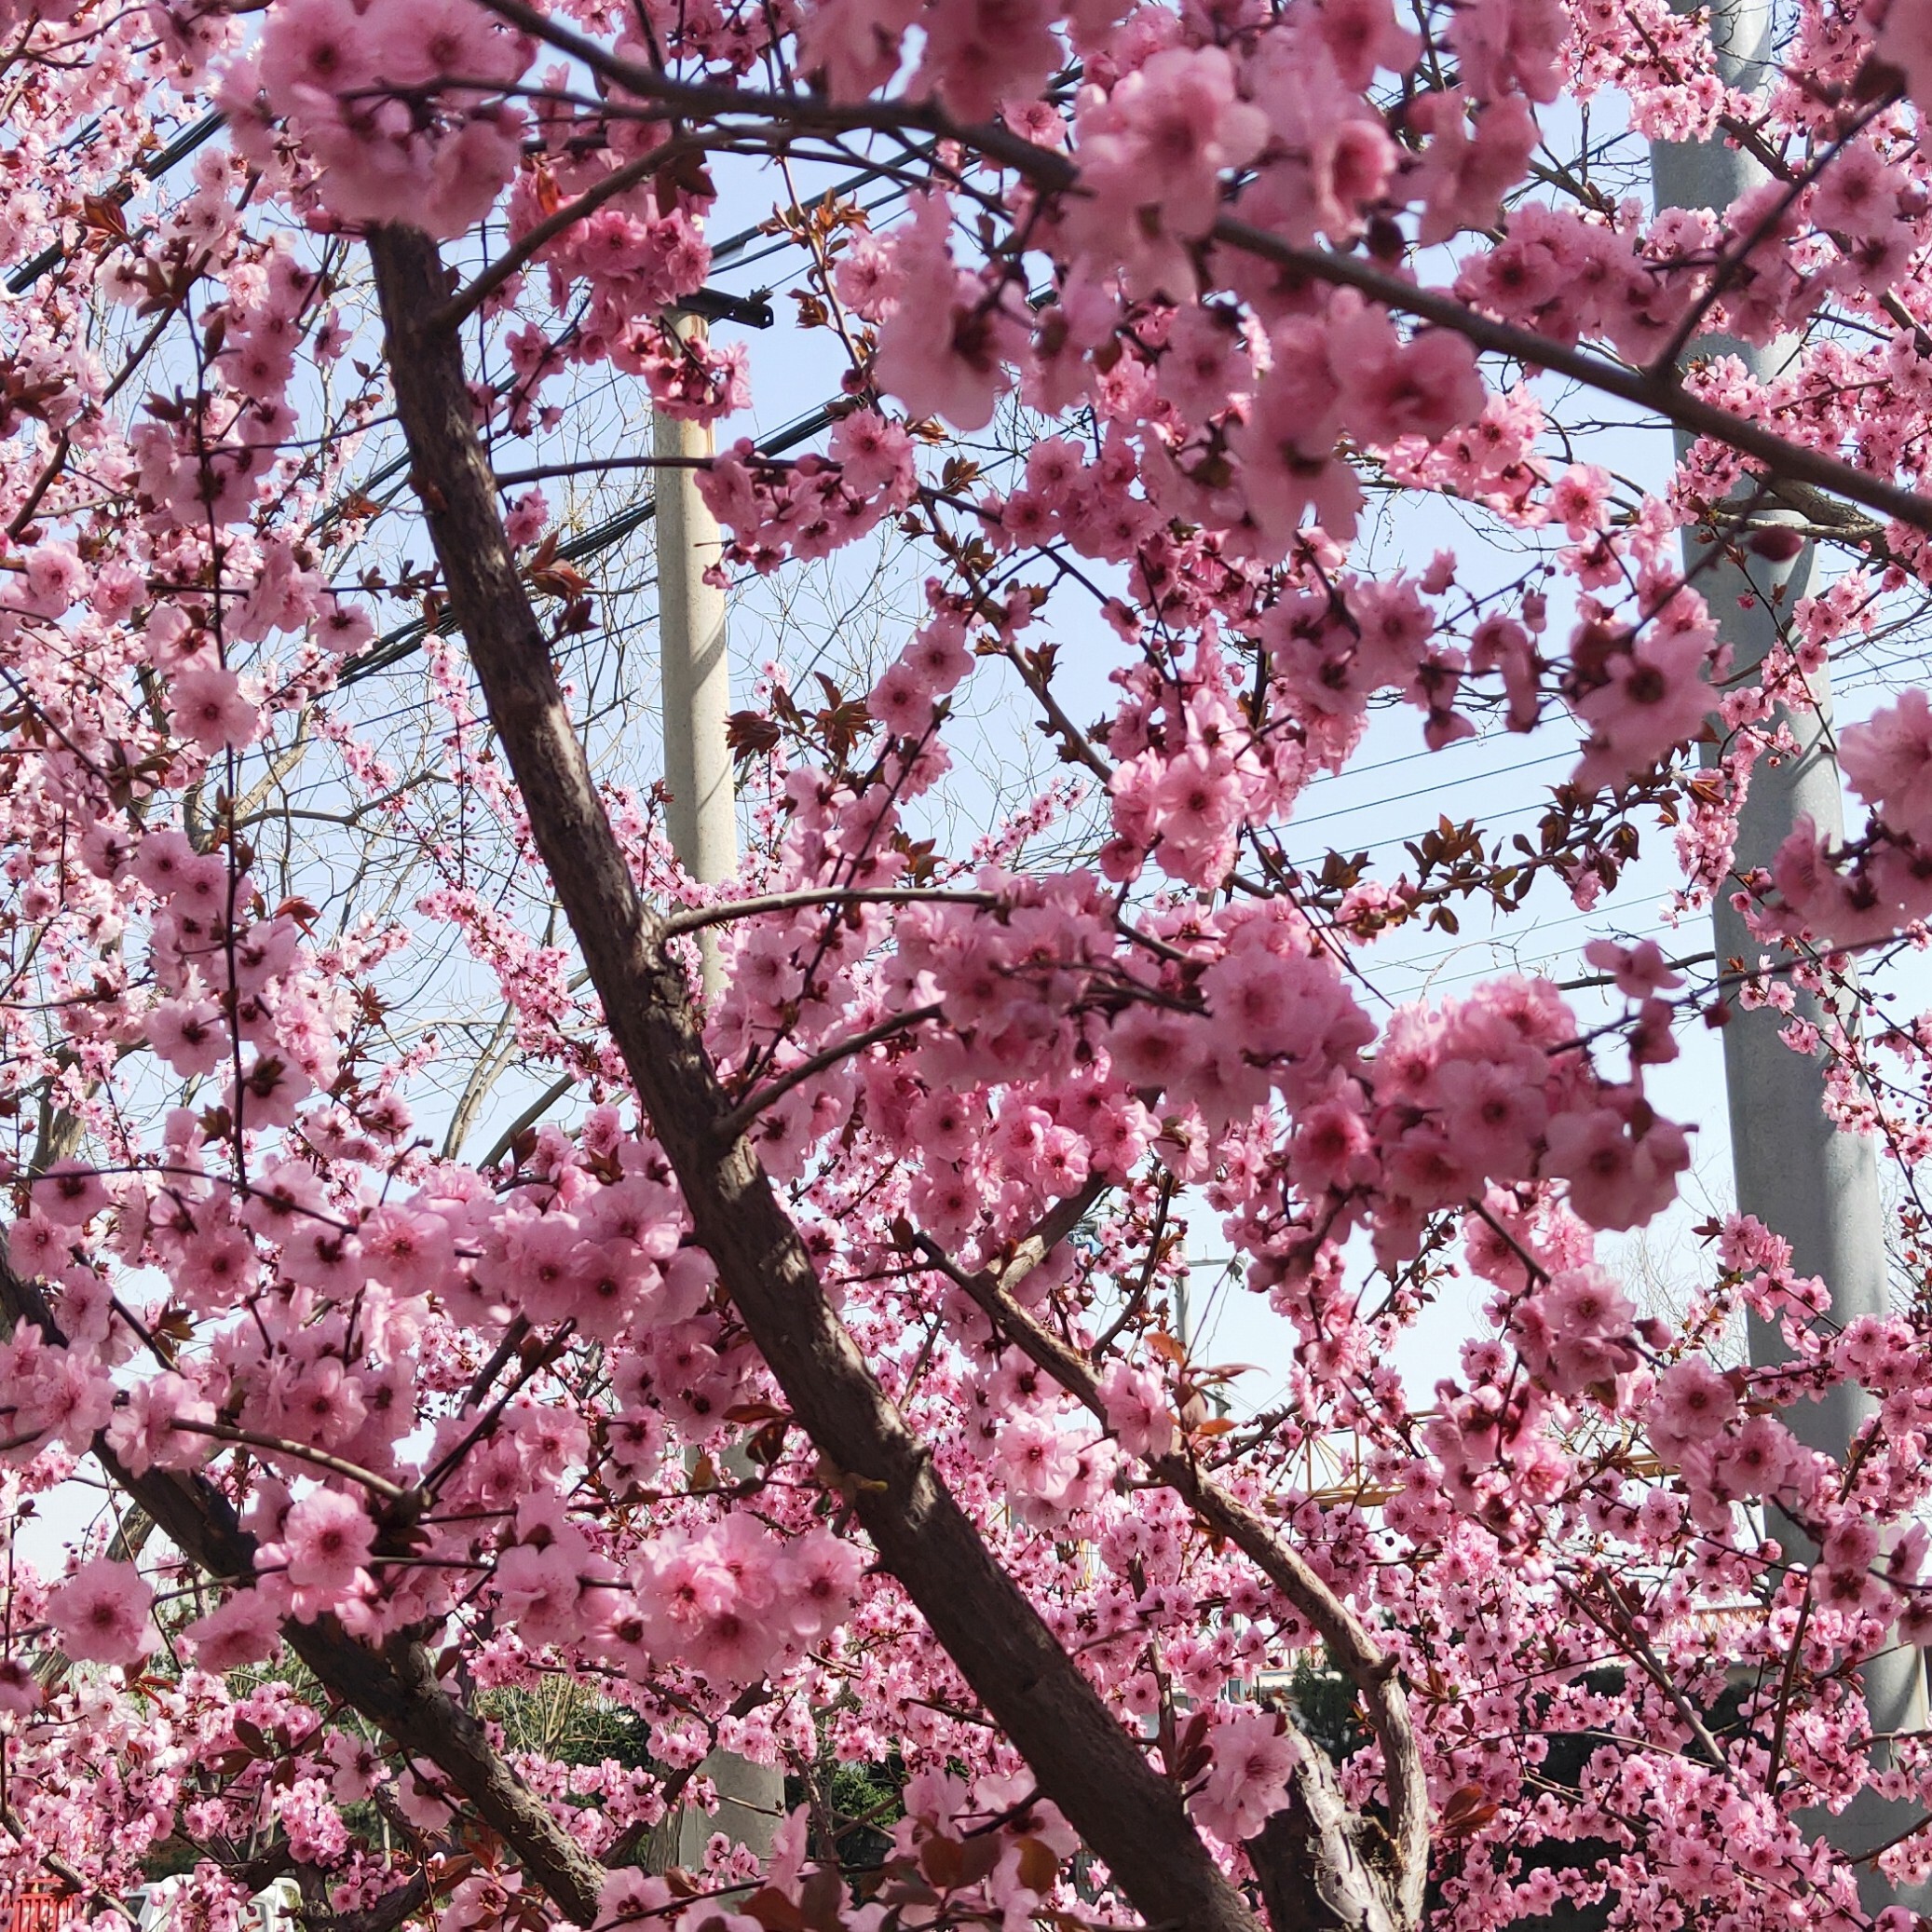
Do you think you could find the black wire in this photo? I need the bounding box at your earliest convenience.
[6,109,227,295]
[336,398,843,686]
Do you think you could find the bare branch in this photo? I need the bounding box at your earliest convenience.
[480,1071,578,1169]
[660,887,1002,937]
[433,144,677,335]
[167,1419,419,1505]
[1206,214,1932,537]
[714,1002,943,1142]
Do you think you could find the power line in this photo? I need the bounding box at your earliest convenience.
[336,396,841,687]
[1286,791,1546,874]
[1288,746,1571,834]
[1374,914,1680,997]
[7,110,226,295]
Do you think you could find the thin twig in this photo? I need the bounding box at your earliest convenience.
[714,1003,943,1142]
[660,886,1001,937]
[169,1420,418,1505]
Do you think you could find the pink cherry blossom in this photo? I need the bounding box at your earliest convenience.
[3,2,1932,1925]
[275,1489,377,1597]
[1190,1708,1300,1844]
[1650,1357,1740,1463]
[46,1560,155,1667]
[170,664,265,753]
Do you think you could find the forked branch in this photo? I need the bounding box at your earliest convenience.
[368,218,1272,1932]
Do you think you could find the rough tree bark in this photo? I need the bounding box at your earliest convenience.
[366,219,1347,1932]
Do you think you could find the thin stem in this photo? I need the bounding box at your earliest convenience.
[714,1002,944,1142]
[169,1420,418,1505]
[660,886,1001,937]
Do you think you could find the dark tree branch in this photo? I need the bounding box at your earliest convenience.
[913,1215,1428,1931]
[714,1002,943,1141]
[659,888,1002,937]
[0,1258,607,1927]
[368,218,1265,1932]
[1204,214,1932,536]
[462,0,1932,537]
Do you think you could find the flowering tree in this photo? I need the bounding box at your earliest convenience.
[9,0,1932,1930]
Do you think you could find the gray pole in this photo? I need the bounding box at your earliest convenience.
[1650,3,1925,1901]
[654,323,741,998]
[649,350,783,1869]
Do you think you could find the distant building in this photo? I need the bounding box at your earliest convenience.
[1,1881,74,1932]
[130,1875,300,1932]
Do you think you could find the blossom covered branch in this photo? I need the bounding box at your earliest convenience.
[9,2,1932,1932]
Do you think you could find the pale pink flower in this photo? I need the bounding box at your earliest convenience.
[323,1729,388,1803]
[1544,1104,1690,1231]
[184,1588,285,1670]
[1098,1361,1177,1460]
[170,664,264,753]
[175,1221,262,1313]
[1582,937,1684,999]
[1841,687,1932,845]
[777,1530,864,1640]
[20,542,88,617]
[47,1558,155,1667]
[31,1163,111,1229]
[1878,0,1932,110]
[8,1213,68,1280]
[1190,1708,1299,1844]
[148,993,229,1077]
[0,1656,40,1717]
[1650,1358,1740,1462]
[279,1488,376,1593]
[106,1371,217,1477]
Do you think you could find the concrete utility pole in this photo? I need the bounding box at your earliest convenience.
[1650,2,1925,1902]
[649,340,783,1870]
[654,324,741,998]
